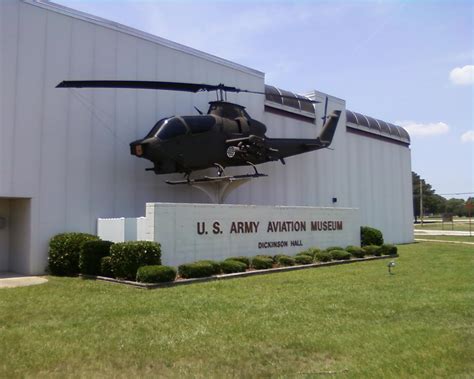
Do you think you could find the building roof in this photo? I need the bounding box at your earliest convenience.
[22,0,264,78]
[346,109,410,144]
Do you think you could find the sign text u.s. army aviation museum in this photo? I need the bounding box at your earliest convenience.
[143,203,360,267]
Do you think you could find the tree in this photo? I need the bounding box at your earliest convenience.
[412,171,454,219]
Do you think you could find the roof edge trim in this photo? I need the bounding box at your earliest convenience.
[22,0,265,79]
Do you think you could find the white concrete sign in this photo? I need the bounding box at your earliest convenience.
[127,203,360,267]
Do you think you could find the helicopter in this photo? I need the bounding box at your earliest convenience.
[56,80,341,183]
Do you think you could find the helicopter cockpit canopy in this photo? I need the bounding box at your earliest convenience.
[146,115,216,140]
[208,101,251,120]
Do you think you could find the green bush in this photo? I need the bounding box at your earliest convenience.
[380,244,398,256]
[330,250,351,260]
[325,246,344,252]
[361,226,384,246]
[255,254,273,260]
[299,247,320,258]
[178,261,218,279]
[48,233,100,276]
[109,241,161,280]
[251,256,273,270]
[136,265,176,283]
[198,260,221,275]
[79,240,114,275]
[315,251,332,262]
[225,256,250,268]
[100,256,113,277]
[294,254,314,265]
[220,260,247,274]
[272,254,285,263]
[346,245,365,258]
[363,245,382,256]
[277,255,295,266]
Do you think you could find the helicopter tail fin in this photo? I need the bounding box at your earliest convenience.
[316,110,341,146]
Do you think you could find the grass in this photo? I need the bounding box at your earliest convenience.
[415,235,474,243]
[1,242,473,378]
[414,221,473,232]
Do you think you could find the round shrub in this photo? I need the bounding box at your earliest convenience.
[273,254,285,263]
[100,256,113,277]
[325,246,344,252]
[315,251,332,262]
[346,246,365,258]
[79,240,114,275]
[294,254,314,265]
[197,260,221,275]
[109,241,161,280]
[363,245,382,256]
[255,254,273,260]
[251,256,273,270]
[136,265,176,283]
[299,247,320,258]
[225,256,250,268]
[361,226,384,246]
[178,261,217,279]
[277,255,295,266]
[330,250,351,260]
[220,259,247,274]
[380,244,397,256]
[48,233,100,276]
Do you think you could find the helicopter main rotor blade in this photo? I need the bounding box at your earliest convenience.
[56,80,318,103]
[56,80,239,93]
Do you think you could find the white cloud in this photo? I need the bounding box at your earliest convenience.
[461,130,474,143]
[449,65,474,85]
[395,120,450,137]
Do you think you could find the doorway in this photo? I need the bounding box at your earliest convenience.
[0,198,31,273]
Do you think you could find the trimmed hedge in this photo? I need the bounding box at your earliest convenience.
[299,247,320,258]
[225,256,250,268]
[178,261,218,279]
[273,254,285,263]
[363,245,382,256]
[198,260,221,275]
[346,246,365,258]
[380,244,398,256]
[252,256,273,270]
[326,246,344,252]
[48,233,100,276]
[330,250,351,261]
[361,226,384,246]
[277,255,295,266]
[220,260,247,274]
[109,241,161,280]
[315,251,332,262]
[100,256,113,277]
[79,240,114,275]
[294,254,314,265]
[136,265,176,283]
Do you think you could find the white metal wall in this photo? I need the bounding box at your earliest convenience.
[0,0,264,273]
[0,0,413,274]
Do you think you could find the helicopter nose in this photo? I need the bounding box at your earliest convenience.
[130,140,146,157]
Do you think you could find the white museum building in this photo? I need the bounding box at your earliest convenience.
[0,0,413,274]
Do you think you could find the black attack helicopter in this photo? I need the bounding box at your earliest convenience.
[56,80,341,183]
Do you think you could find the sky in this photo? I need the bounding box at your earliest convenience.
[56,0,473,199]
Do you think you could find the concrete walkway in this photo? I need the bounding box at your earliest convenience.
[0,272,48,289]
[414,229,473,236]
[415,238,474,245]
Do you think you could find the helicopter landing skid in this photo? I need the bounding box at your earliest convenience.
[166,172,267,185]
[166,172,267,204]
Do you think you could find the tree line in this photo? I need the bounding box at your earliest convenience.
[412,171,473,219]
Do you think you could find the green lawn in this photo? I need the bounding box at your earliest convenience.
[1,243,473,378]
[415,235,474,243]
